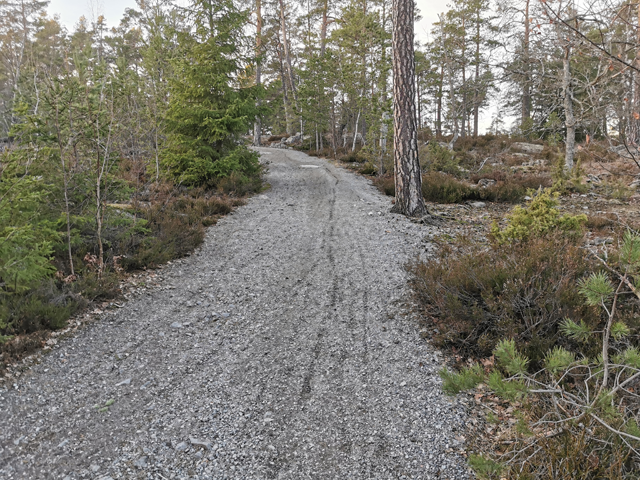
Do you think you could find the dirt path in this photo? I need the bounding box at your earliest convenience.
[0,148,471,479]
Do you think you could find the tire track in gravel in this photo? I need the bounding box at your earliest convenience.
[0,147,473,480]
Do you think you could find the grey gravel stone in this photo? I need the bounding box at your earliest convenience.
[170,322,183,328]
[115,378,131,386]
[190,437,211,450]
[174,442,189,452]
[0,148,472,479]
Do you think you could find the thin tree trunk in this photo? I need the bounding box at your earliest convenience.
[522,0,531,125]
[253,0,262,146]
[320,0,329,56]
[563,43,575,171]
[54,102,75,277]
[352,109,361,152]
[473,11,480,137]
[391,0,426,217]
[630,1,640,144]
[461,17,467,138]
[277,43,293,134]
[437,64,443,137]
[279,0,297,104]
[446,35,459,150]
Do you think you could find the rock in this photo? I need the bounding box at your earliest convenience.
[170,322,183,329]
[593,237,613,245]
[512,142,544,154]
[90,464,100,473]
[220,313,230,318]
[133,456,147,469]
[468,201,485,208]
[190,437,212,450]
[477,178,496,188]
[587,174,601,184]
[524,196,532,201]
[57,439,69,448]
[116,378,131,386]
[175,441,189,452]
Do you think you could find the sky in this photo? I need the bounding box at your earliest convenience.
[48,0,447,41]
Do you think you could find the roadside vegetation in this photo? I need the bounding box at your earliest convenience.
[365,132,640,478]
[0,0,262,371]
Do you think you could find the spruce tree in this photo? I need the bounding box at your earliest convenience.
[162,0,260,186]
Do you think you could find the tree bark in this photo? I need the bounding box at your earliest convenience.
[320,0,329,56]
[631,1,640,144]
[522,0,531,125]
[253,0,262,146]
[473,10,480,137]
[391,0,426,217]
[563,43,575,171]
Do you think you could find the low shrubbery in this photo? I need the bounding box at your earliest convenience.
[0,181,255,365]
[373,172,551,204]
[414,191,640,479]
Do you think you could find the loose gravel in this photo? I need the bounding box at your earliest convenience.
[0,148,472,479]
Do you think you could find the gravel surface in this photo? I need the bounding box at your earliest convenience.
[0,148,472,479]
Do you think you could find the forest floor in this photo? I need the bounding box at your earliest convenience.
[0,148,472,479]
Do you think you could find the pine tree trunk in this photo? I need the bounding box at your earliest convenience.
[391,0,426,217]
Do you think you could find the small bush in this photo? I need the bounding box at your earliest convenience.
[373,176,395,196]
[215,170,262,196]
[421,142,462,177]
[72,270,121,302]
[0,280,85,336]
[587,214,617,230]
[340,152,365,163]
[411,234,598,365]
[359,162,377,175]
[491,190,587,244]
[422,172,472,203]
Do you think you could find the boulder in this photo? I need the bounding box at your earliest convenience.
[512,142,544,154]
[477,178,496,188]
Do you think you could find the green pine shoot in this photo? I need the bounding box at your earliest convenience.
[439,364,484,395]
[493,339,529,375]
[578,272,614,306]
[560,318,592,342]
[544,346,575,375]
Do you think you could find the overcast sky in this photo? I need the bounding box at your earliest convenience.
[48,0,446,42]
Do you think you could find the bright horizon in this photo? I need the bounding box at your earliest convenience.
[48,0,445,42]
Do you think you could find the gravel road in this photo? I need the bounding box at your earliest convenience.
[0,148,471,479]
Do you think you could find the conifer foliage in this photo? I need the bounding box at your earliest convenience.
[162,0,260,186]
